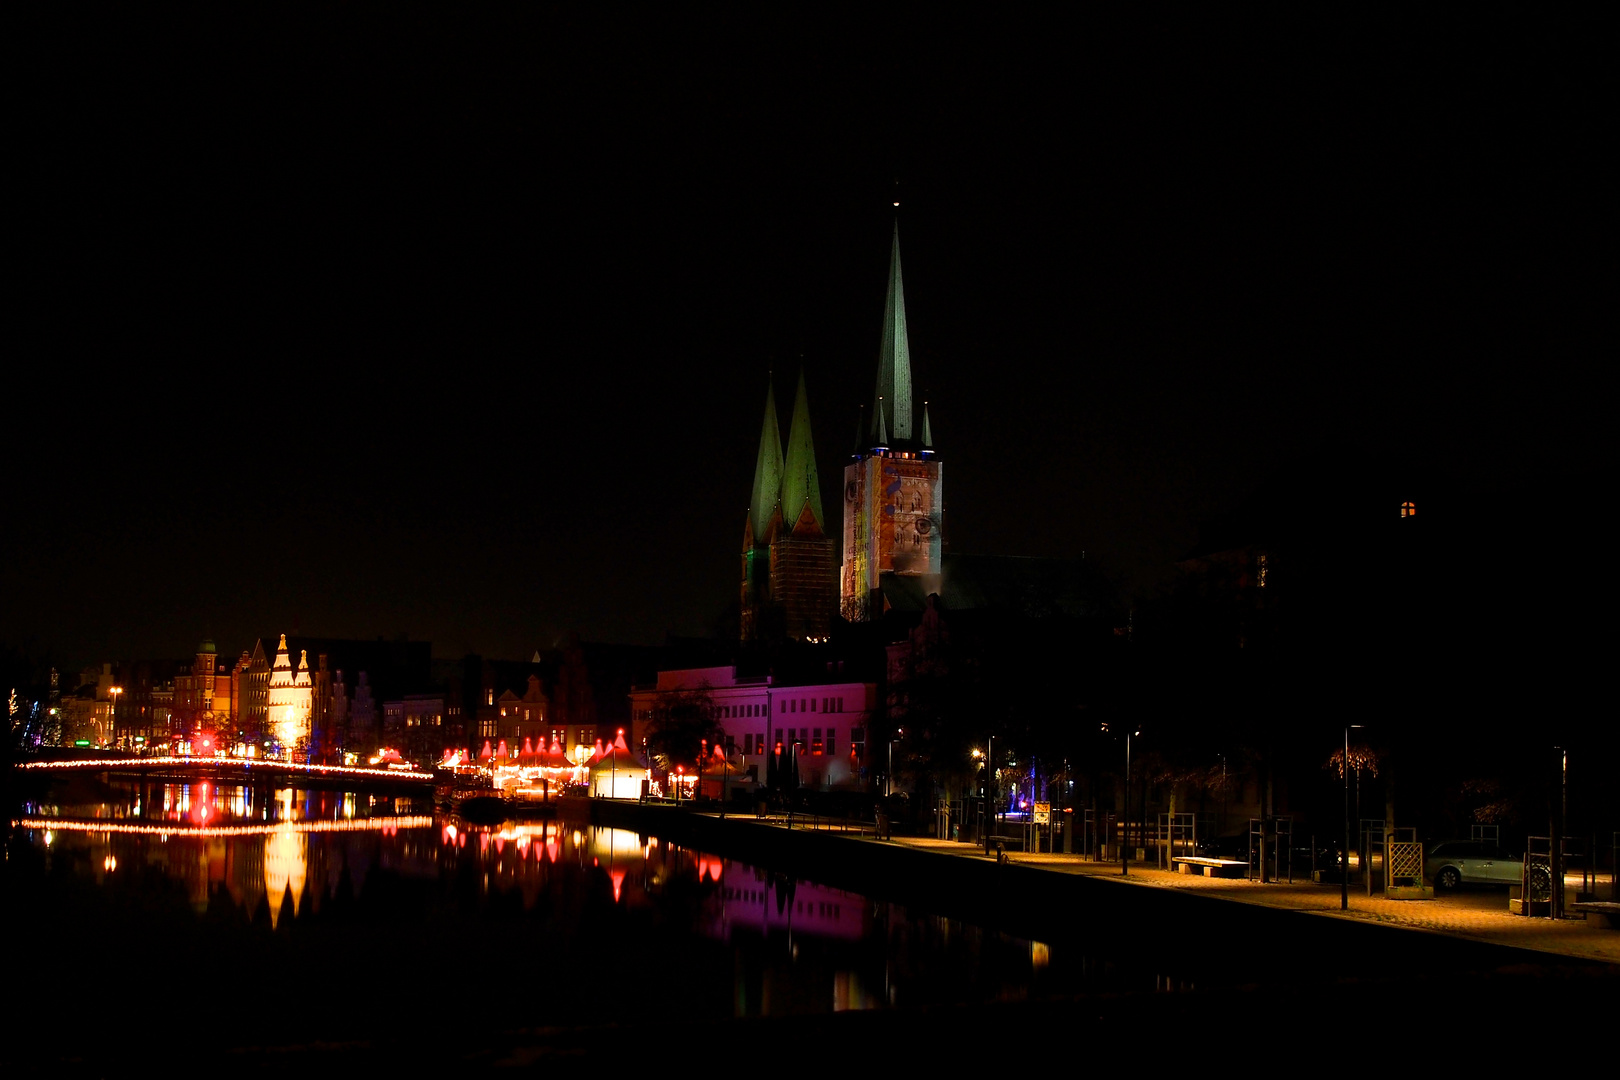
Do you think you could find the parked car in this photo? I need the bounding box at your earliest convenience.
[1425,841,1550,895]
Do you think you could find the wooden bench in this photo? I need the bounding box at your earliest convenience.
[1571,902,1619,929]
[1171,856,1247,878]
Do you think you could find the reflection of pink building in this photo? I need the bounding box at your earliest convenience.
[708,862,867,941]
[629,665,876,790]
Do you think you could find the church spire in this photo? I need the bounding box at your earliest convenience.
[922,401,933,448]
[748,374,784,545]
[781,368,824,534]
[872,223,913,443]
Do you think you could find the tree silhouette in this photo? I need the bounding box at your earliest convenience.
[645,686,721,777]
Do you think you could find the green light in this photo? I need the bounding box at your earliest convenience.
[74,739,90,747]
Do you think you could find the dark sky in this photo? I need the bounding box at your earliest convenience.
[8,8,1603,669]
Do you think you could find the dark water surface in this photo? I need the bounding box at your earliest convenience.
[8,777,1173,1046]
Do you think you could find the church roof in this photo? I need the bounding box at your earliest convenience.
[871,223,913,444]
[748,375,784,546]
[780,369,824,534]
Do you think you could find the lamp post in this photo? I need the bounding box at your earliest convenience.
[720,736,731,820]
[886,729,903,798]
[1553,745,1566,919]
[983,735,996,857]
[108,686,123,749]
[1342,723,1363,911]
[1122,728,1139,876]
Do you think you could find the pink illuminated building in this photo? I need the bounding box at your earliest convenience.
[629,665,875,790]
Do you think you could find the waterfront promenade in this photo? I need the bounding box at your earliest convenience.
[881,834,1620,964]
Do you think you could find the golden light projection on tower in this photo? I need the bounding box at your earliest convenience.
[840,226,943,621]
[266,634,313,757]
[263,788,307,926]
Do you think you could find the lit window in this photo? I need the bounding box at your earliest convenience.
[1256,553,1268,588]
[1401,501,1416,518]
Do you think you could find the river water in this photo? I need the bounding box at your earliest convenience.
[9,776,1173,1049]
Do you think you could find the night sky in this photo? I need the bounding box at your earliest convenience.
[8,9,1603,668]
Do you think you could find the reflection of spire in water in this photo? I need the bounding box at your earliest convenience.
[264,827,307,925]
[591,826,643,903]
[264,789,306,925]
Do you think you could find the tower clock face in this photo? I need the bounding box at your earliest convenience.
[914,515,932,535]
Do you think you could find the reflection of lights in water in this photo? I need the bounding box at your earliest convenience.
[265,790,308,925]
[1032,941,1050,970]
[103,854,117,872]
[265,824,307,924]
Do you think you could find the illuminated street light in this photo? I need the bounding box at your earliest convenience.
[108,686,123,748]
[1343,723,1363,911]
[886,728,904,798]
[983,734,996,856]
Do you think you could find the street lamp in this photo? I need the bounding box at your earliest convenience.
[1342,723,1363,911]
[983,735,996,857]
[886,728,904,798]
[1122,727,1139,876]
[108,686,123,749]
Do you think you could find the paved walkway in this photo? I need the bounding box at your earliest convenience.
[880,835,1620,964]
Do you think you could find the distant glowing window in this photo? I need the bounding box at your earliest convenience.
[1256,553,1268,589]
[1401,501,1416,518]
[486,689,494,705]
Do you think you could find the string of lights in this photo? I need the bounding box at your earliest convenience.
[13,757,434,781]
[15,816,434,838]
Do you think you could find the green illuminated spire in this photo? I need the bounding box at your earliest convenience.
[922,401,933,448]
[748,375,784,545]
[872,223,912,443]
[781,369,824,534]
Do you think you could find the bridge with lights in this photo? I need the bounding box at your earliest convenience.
[13,755,435,788]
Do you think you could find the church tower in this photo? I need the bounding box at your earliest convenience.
[741,370,836,642]
[266,633,313,757]
[740,376,784,641]
[840,224,943,620]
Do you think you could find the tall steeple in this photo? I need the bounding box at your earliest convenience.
[748,374,784,545]
[872,223,913,443]
[841,223,944,622]
[781,368,824,534]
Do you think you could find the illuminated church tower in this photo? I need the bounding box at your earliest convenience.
[266,633,313,755]
[741,370,835,642]
[840,224,943,620]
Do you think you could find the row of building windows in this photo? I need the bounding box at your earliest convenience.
[720,886,843,920]
[712,696,848,719]
[740,727,843,756]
